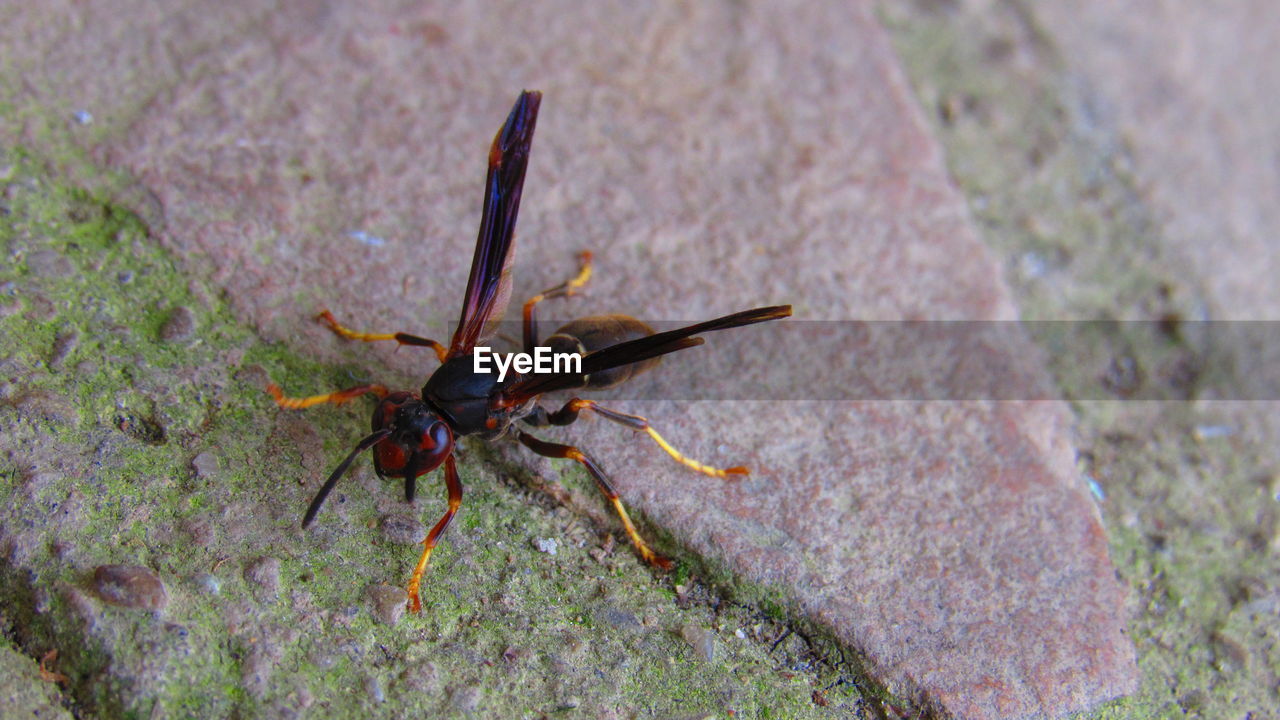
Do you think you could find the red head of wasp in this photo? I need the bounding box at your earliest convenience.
[269,91,791,612]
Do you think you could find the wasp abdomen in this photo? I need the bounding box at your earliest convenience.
[546,315,659,390]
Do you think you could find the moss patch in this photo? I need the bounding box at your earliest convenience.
[0,147,871,716]
[882,3,1280,717]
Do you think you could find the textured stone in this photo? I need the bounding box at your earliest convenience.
[1033,0,1280,477]
[378,513,426,546]
[158,306,195,341]
[366,584,407,626]
[92,564,168,611]
[0,644,74,720]
[0,1,1137,717]
[1037,1,1280,322]
[244,557,280,601]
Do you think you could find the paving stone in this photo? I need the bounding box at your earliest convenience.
[0,1,1137,716]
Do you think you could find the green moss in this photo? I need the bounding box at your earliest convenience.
[1,143,867,717]
[882,2,1280,717]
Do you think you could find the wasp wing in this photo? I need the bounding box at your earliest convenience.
[500,305,791,404]
[448,90,542,358]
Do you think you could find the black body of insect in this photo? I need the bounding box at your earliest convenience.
[270,91,791,612]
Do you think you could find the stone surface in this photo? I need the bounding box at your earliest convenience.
[0,152,871,717]
[365,584,408,626]
[378,513,426,546]
[0,644,74,720]
[1032,0,1280,472]
[884,3,1280,715]
[1038,0,1280,321]
[92,564,168,611]
[0,0,1139,717]
[244,557,281,601]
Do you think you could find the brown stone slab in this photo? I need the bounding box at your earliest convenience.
[0,0,1136,716]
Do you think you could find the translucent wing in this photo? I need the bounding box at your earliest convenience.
[447,90,542,358]
[499,305,792,404]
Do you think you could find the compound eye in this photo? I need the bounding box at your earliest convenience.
[419,420,452,452]
[408,420,454,475]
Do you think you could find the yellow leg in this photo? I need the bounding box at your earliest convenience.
[523,251,593,311]
[405,543,436,614]
[405,455,463,613]
[318,309,448,362]
[604,493,670,569]
[523,251,593,350]
[516,431,674,571]
[558,399,748,478]
[642,424,748,477]
[267,382,388,410]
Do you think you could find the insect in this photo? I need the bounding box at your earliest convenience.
[269,91,790,612]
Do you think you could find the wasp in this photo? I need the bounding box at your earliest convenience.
[270,91,790,612]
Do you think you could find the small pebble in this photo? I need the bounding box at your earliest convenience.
[365,675,386,703]
[347,230,387,246]
[533,537,558,555]
[379,513,427,545]
[396,661,440,694]
[366,584,408,626]
[192,573,221,595]
[1211,632,1250,672]
[93,564,168,610]
[680,624,716,662]
[159,306,195,341]
[1085,475,1105,501]
[25,249,72,278]
[49,331,77,368]
[191,452,220,480]
[244,557,281,599]
[596,606,641,633]
[501,646,528,665]
[1194,424,1234,440]
[449,684,481,714]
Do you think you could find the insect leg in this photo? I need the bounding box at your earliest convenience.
[532,399,748,478]
[516,430,673,570]
[406,454,463,613]
[522,251,592,353]
[318,309,448,362]
[267,382,389,410]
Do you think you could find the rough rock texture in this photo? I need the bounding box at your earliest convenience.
[92,564,169,611]
[1039,0,1280,321]
[0,644,74,720]
[1034,0,1280,450]
[0,1,1139,717]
